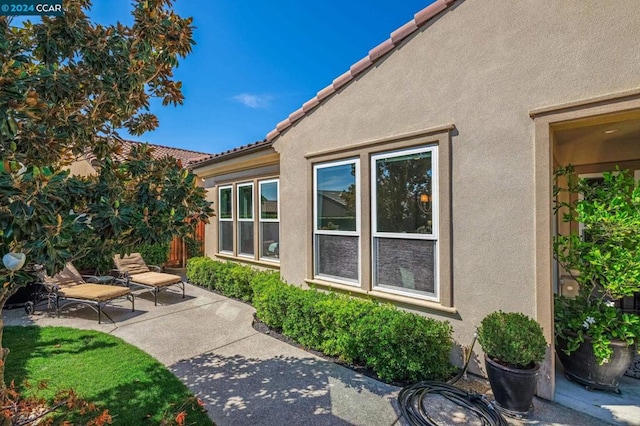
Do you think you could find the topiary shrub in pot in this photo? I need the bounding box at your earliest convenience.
[477,311,547,415]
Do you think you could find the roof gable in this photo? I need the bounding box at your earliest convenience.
[265,0,456,142]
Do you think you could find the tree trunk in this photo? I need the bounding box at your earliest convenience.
[0,319,7,390]
[0,294,10,389]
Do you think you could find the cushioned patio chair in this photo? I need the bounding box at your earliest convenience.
[41,262,134,324]
[113,253,185,305]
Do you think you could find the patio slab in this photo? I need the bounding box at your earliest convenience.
[555,364,640,425]
[2,282,626,425]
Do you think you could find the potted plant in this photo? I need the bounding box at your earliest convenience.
[554,167,640,392]
[477,310,547,414]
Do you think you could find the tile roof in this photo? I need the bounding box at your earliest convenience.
[265,0,456,143]
[85,140,212,168]
[187,139,274,169]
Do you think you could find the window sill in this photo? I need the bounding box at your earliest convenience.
[305,279,457,316]
[215,253,280,269]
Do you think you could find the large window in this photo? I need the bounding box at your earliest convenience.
[308,129,452,306]
[237,183,254,256]
[260,180,280,260]
[314,159,360,284]
[218,186,233,253]
[217,179,280,264]
[372,146,438,299]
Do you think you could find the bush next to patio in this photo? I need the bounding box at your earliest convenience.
[217,263,256,302]
[186,257,218,288]
[138,243,170,268]
[186,257,455,383]
[187,257,255,301]
[250,270,291,330]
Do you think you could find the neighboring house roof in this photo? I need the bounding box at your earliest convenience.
[188,139,273,169]
[85,140,212,168]
[319,190,348,207]
[265,0,456,143]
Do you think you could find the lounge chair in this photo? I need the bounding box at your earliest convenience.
[40,262,134,324]
[113,253,185,305]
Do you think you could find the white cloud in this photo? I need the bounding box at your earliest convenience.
[232,93,272,109]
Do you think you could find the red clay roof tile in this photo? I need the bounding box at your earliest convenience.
[276,118,292,132]
[332,70,354,90]
[390,20,419,44]
[288,108,305,122]
[302,97,320,112]
[368,39,395,61]
[317,85,336,101]
[350,56,373,77]
[86,140,211,168]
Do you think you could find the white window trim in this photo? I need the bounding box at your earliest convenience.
[313,158,361,286]
[314,159,360,237]
[259,179,280,263]
[237,182,255,258]
[218,185,233,254]
[259,179,280,222]
[370,145,439,301]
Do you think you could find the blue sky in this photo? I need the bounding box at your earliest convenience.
[90,1,435,155]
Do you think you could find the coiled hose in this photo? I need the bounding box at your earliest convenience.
[396,334,508,426]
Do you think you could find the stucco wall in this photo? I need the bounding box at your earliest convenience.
[272,0,640,379]
[203,188,217,258]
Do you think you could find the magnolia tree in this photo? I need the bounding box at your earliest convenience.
[0,0,212,387]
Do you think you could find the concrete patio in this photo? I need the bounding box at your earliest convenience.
[2,282,630,425]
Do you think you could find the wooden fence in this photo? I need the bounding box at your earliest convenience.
[166,221,205,268]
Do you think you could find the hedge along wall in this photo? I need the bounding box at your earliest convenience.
[186,257,455,383]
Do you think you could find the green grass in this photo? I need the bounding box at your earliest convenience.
[3,326,213,425]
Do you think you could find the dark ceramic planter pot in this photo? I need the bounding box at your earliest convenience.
[485,355,539,415]
[556,334,634,393]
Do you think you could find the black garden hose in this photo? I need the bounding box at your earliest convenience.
[397,334,508,426]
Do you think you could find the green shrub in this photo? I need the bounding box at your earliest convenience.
[352,305,455,382]
[316,294,378,361]
[251,271,290,330]
[185,258,455,383]
[281,289,328,349]
[186,257,217,288]
[218,264,255,302]
[138,243,169,267]
[477,311,547,369]
[74,254,113,275]
[184,235,203,258]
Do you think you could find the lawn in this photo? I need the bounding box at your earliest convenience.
[4,326,213,425]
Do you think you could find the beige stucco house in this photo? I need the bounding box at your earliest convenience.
[190,0,640,403]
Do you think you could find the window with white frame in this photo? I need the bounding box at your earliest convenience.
[314,159,360,284]
[372,146,438,299]
[259,179,280,261]
[218,186,233,253]
[237,183,254,256]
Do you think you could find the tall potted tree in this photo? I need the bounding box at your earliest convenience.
[554,167,640,392]
[477,311,547,414]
